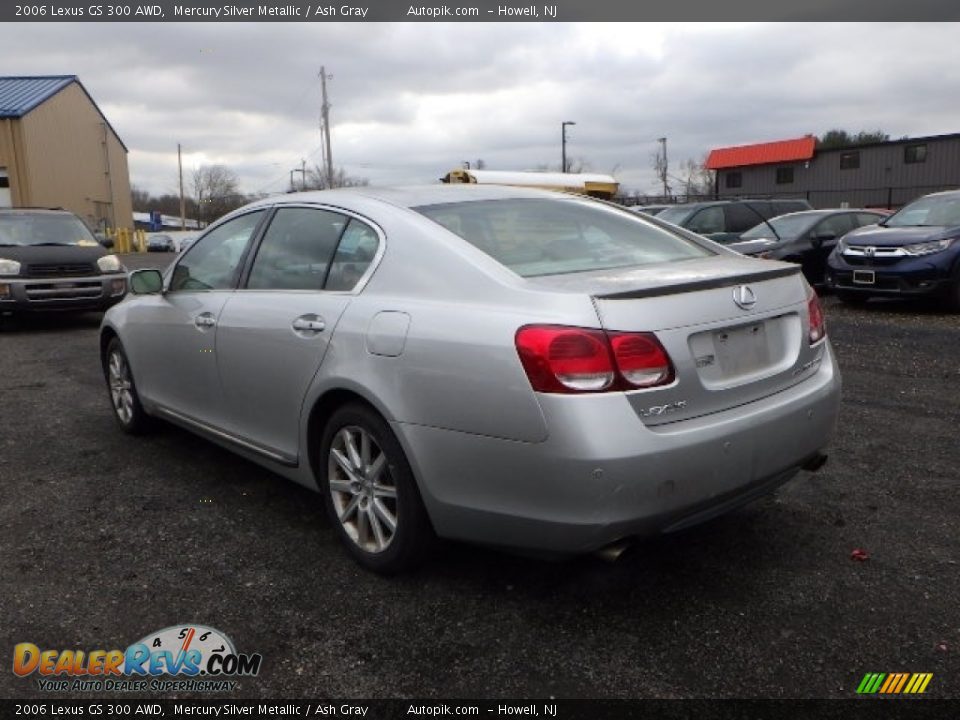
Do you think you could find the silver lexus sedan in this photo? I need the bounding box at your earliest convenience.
[101,185,841,573]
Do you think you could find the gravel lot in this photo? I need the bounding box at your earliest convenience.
[2,252,957,699]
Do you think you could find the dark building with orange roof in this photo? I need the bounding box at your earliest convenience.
[707,133,960,209]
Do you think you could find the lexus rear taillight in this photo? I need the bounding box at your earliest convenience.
[515,325,675,394]
[807,287,826,344]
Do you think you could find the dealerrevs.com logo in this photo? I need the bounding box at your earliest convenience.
[13,625,262,693]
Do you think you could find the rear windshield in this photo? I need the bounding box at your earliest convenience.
[0,213,97,247]
[415,199,711,277]
[740,213,815,240]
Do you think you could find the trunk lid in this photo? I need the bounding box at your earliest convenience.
[530,256,824,426]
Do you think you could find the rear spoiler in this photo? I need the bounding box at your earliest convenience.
[595,265,800,300]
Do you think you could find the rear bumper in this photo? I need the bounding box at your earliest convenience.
[396,342,842,554]
[0,274,127,312]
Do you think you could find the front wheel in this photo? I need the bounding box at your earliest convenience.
[319,403,433,573]
[104,337,151,434]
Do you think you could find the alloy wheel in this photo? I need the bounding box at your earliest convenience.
[327,425,398,554]
[108,349,135,425]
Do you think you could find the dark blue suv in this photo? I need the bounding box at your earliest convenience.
[826,190,960,310]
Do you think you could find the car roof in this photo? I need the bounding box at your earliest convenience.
[244,184,594,212]
[770,208,883,219]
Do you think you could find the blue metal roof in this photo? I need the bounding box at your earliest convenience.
[0,76,77,118]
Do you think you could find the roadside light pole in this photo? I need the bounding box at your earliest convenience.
[561,121,576,173]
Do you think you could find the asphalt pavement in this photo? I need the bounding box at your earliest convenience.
[1,253,957,699]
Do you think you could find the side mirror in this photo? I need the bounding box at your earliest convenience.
[130,268,164,295]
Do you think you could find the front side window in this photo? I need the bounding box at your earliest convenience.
[170,211,264,291]
[416,198,710,278]
[246,208,347,290]
[814,214,855,239]
[856,212,885,227]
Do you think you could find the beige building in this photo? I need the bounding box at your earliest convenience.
[0,75,133,232]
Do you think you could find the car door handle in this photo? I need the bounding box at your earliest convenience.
[292,315,326,334]
[194,313,216,329]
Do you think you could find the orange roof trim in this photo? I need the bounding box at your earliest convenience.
[706,136,816,170]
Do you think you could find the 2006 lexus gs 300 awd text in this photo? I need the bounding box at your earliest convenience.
[101,185,841,573]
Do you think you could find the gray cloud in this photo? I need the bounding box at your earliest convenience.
[2,22,958,197]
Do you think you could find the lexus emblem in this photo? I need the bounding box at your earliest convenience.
[732,284,757,310]
[864,246,876,257]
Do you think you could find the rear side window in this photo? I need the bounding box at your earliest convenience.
[416,199,710,278]
[325,219,380,291]
[247,208,346,290]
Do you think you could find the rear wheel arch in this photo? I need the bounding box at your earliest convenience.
[306,388,395,488]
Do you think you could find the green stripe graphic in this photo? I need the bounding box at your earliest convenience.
[856,674,874,693]
[868,673,887,694]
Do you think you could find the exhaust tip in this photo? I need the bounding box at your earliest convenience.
[802,452,829,473]
[595,540,632,563]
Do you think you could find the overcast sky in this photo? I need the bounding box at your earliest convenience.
[2,22,958,198]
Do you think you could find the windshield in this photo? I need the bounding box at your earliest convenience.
[0,213,98,247]
[415,198,712,278]
[740,213,815,240]
[656,206,696,226]
[885,195,960,227]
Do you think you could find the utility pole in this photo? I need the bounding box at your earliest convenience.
[657,137,670,198]
[178,143,185,230]
[301,158,307,191]
[561,121,576,174]
[319,66,334,189]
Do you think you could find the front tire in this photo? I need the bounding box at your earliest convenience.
[104,337,151,434]
[319,403,433,573]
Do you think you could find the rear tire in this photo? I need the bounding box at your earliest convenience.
[319,403,433,574]
[104,337,151,434]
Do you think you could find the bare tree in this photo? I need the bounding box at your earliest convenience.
[302,164,369,191]
[191,165,243,226]
[130,185,152,212]
[673,155,715,200]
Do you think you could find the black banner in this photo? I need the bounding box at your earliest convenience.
[0,699,957,720]
[3,0,960,22]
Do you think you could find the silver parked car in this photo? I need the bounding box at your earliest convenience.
[101,186,841,573]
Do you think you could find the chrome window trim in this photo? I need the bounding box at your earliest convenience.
[237,201,386,296]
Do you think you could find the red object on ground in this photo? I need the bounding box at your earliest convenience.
[850,548,870,561]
